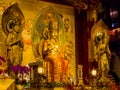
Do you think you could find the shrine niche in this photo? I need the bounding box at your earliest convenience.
[32,5,75,84]
[0,0,76,87]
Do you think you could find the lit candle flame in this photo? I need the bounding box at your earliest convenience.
[37,67,44,74]
[91,69,97,76]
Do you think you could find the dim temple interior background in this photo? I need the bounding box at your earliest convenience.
[0,0,120,90]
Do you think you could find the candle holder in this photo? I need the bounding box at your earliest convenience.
[90,68,97,90]
[77,65,84,89]
[29,61,47,87]
[37,66,44,75]
[37,62,47,87]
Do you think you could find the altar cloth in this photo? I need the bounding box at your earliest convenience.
[0,79,15,90]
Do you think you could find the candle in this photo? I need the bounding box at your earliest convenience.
[77,65,83,79]
[37,66,44,74]
[91,69,97,77]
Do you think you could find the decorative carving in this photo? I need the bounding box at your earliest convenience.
[77,65,84,89]
[65,0,103,13]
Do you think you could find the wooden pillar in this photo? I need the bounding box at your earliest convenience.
[75,9,89,85]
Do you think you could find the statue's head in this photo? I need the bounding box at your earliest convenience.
[50,29,58,39]
[95,32,105,45]
[48,20,59,39]
[7,17,22,33]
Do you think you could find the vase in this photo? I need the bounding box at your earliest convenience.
[16,84,24,90]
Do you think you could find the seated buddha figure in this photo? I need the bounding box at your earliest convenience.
[42,21,69,83]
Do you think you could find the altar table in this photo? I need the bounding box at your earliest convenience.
[0,79,15,90]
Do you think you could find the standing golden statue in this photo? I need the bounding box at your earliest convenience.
[91,19,111,86]
[2,3,25,66]
[6,18,24,65]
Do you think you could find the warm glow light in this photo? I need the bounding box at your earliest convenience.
[91,69,97,76]
[37,66,44,74]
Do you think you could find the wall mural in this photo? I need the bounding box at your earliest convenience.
[0,0,76,83]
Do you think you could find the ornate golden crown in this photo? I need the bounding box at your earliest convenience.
[48,20,58,31]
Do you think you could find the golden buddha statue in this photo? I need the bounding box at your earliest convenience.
[2,3,25,66]
[42,20,69,83]
[91,19,111,85]
[6,18,24,65]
